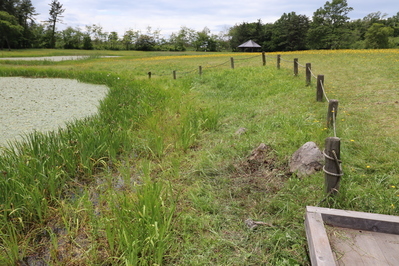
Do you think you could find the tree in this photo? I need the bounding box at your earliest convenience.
[229,20,265,51]
[168,26,196,51]
[26,22,54,48]
[122,29,138,50]
[193,27,218,51]
[0,0,38,48]
[86,24,107,49]
[0,10,23,50]
[15,0,36,29]
[363,11,388,27]
[47,0,65,48]
[386,12,399,37]
[307,0,353,49]
[0,0,19,15]
[16,0,37,48]
[108,31,119,50]
[82,34,92,50]
[365,23,394,48]
[61,26,83,49]
[272,12,309,51]
[145,26,165,49]
[135,34,155,51]
[216,26,231,51]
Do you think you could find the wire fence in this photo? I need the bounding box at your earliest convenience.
[147,52,343,196]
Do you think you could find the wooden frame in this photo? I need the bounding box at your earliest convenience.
[305,206,399,265]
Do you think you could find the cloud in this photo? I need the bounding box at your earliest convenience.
[31,0,399,37]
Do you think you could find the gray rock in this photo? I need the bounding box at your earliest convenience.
[289,142,324,177]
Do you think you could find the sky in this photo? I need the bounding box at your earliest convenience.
[31,0,399,37]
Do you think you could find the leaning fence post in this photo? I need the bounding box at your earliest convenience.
[316,75,324,102]
[306,63,311,86]
[230,57,235,69]
[148,71,151,79]
[277,54,281,69]
[324,137,342,196]
[294,58,298,76]
[173,70,176,80]
[199,66,202,76]
[327,99,339,129]
[262,51,266,66]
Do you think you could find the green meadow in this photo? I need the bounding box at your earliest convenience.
[0,49,399,265]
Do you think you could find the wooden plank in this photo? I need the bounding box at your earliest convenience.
[372,231,399,265]
[307,206,399,234]
[305,209,336,266]
[328,226,399,266]
[306,206,399,265]
[329,228,364,265]
[329,227,379,265]
[354,231,387,265]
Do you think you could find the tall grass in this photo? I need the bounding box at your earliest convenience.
[105,174,175,265]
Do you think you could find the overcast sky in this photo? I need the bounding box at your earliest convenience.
[31,0,398,37]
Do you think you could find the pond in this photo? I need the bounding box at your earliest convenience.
[0,55,118,61]
[0,77,109,147]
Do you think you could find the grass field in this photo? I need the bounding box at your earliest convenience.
[1,49,399,265]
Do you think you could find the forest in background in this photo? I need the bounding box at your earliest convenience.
[1,0,399,52]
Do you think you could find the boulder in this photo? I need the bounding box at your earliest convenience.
[289,142,324,177]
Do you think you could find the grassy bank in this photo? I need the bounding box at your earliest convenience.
[1,49,399,265]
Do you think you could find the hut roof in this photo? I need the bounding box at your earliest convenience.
[238,40,261,48]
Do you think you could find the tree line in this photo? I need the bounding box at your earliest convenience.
[1,0,398,51]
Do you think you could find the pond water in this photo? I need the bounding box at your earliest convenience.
[0,55,118,61]
[0,77,109,147]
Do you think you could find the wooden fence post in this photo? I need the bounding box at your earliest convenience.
[173,70,176,80]
[199,66,202,76]
[316,75,324,102]
[262,52,266,66]
[230,57,235,69]
[294,58,298,76]
[324,137,342,195]
[306,63,311,86]
[327,99,339,129]
[277,54,281,69]
[148,71,151,79]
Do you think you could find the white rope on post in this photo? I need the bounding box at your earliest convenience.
[319,79,330,102]
[309,68,317,79]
